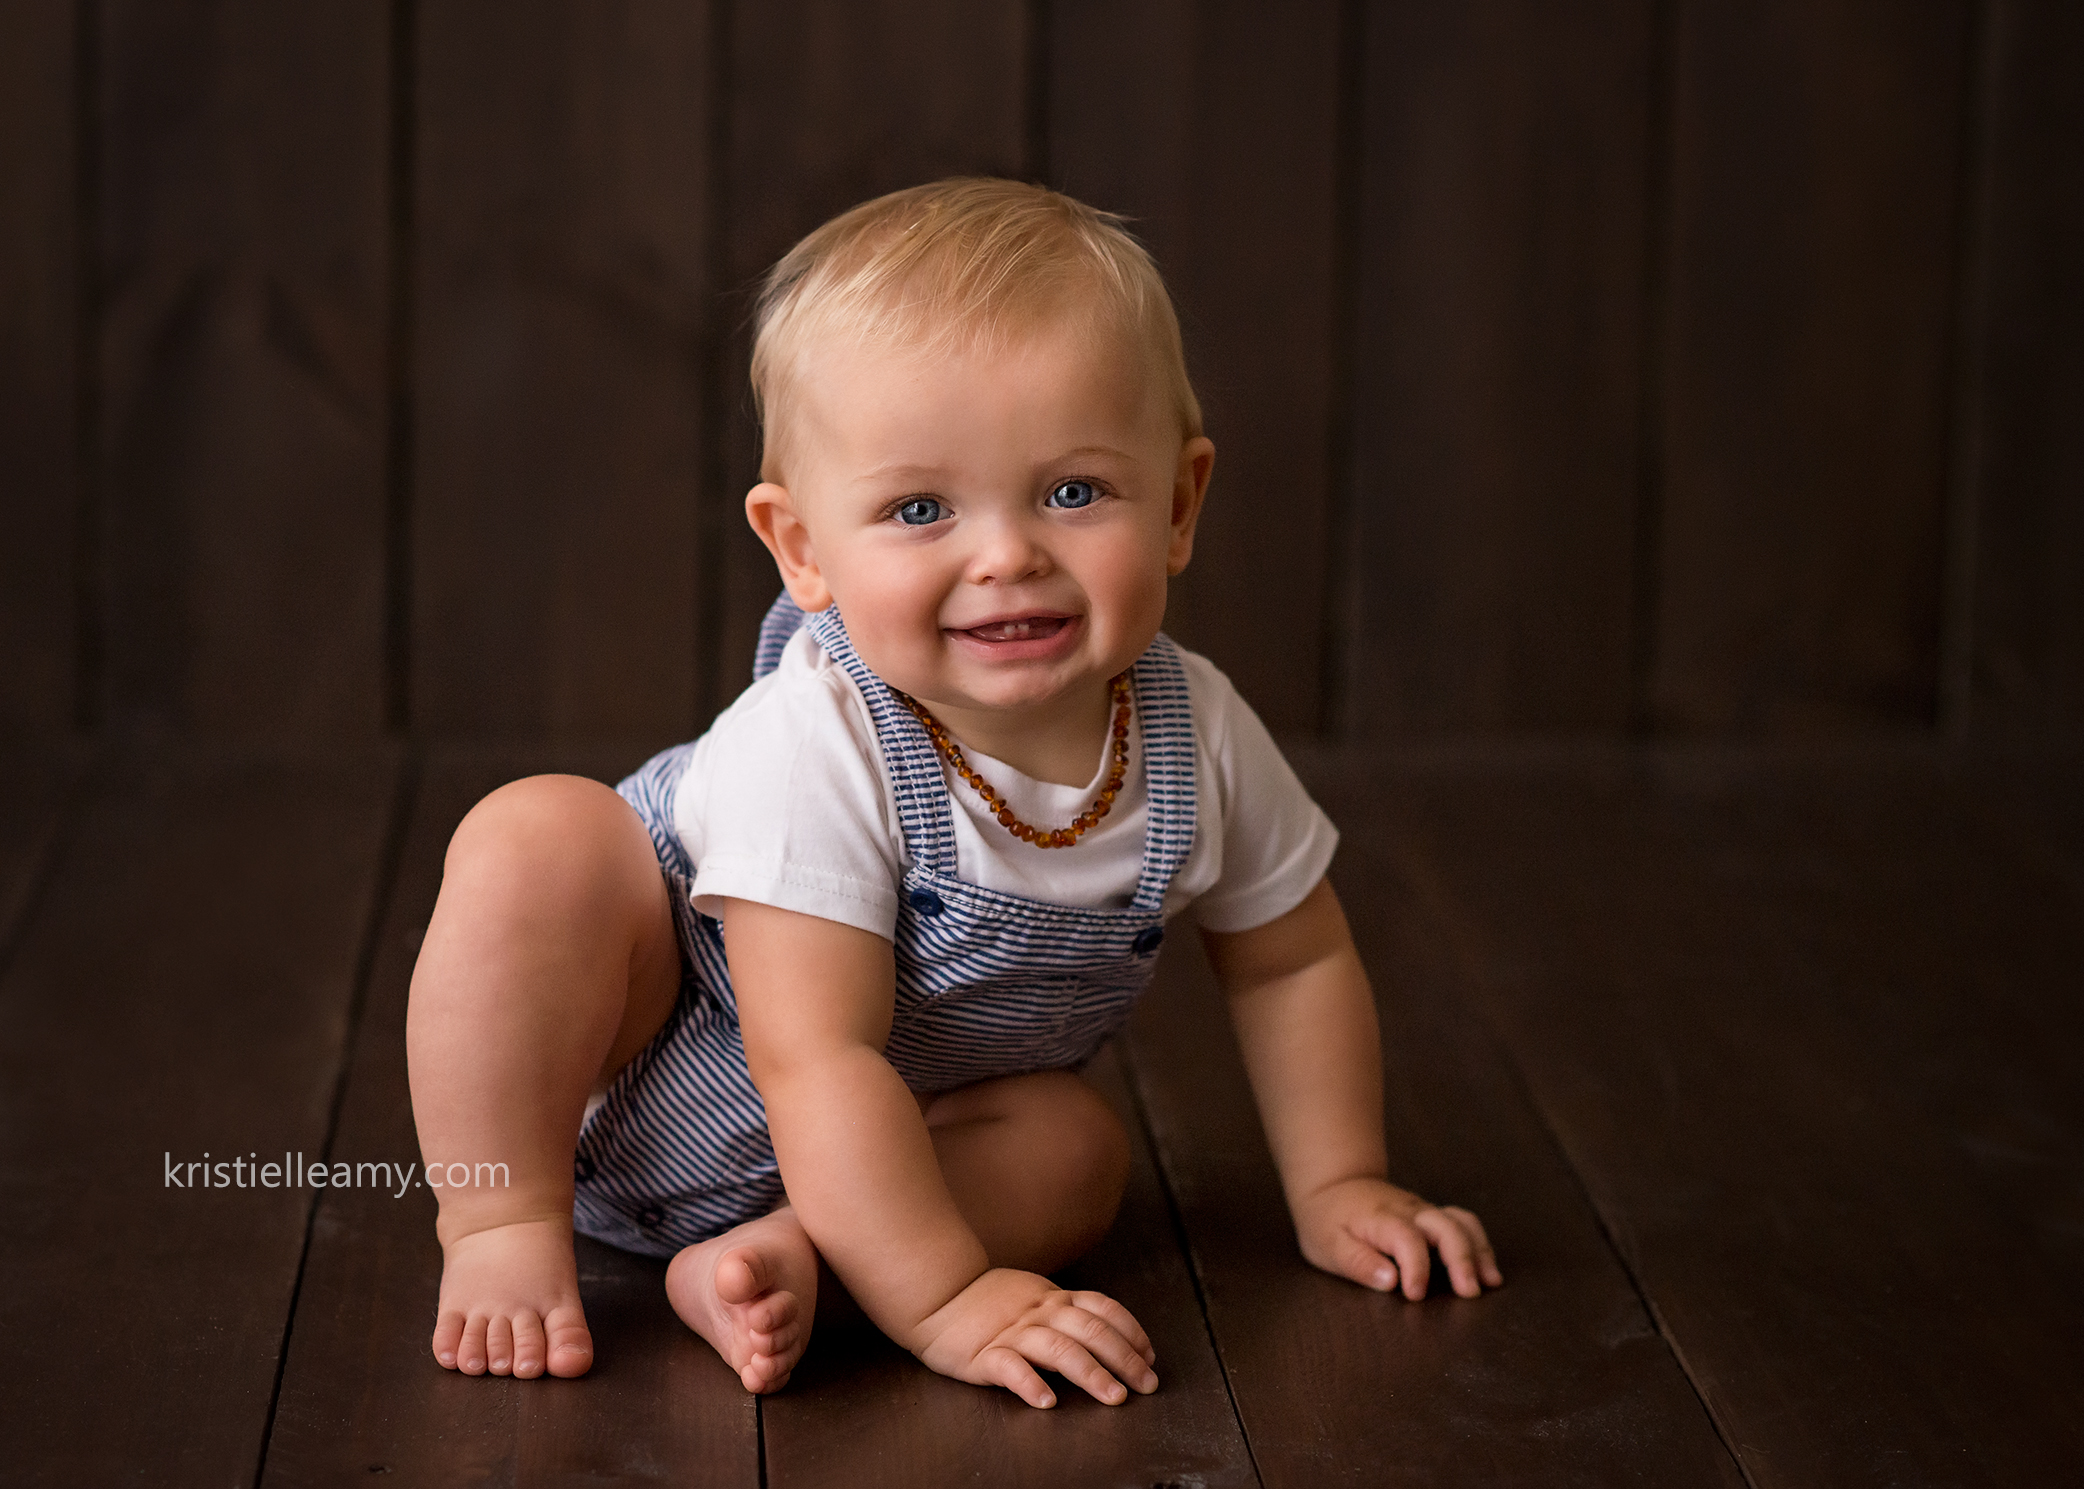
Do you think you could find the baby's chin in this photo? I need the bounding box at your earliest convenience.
[926,661,1125,721]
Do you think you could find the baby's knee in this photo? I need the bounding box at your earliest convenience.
[444,775,657,910]
[1050,1076,1131,1210]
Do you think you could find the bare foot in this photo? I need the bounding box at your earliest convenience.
[665,1207,820,1393]
[432,1217,594,1379]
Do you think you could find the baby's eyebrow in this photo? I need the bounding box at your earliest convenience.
[855,463,947,485]
[852,446,1140,487]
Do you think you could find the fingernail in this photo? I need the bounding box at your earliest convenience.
[1373,1267,1395,1289]
[1040,1393,1056,1409]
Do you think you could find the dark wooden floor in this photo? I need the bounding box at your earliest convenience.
[3,737,2081,1486]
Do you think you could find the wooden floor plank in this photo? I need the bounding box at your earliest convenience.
[1367,752,2084,1484]
[0,743,400,1482]
[1693,760,2084,1294]
[1125,797,1745,1487]
[263,746,760,1487]
[761,1042,1258,1489]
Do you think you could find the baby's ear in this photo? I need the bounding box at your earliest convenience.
[1167,437,1216,576]
[745,482,832,612]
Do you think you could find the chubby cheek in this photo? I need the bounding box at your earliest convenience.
[1082,538,1171,661]
[824,552,950,688]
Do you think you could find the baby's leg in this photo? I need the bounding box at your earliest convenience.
[923,1069,1133,1273]
[661,1068,1127,1393]
[405,775,682,1379]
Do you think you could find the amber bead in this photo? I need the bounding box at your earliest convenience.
[895,670,1133,850]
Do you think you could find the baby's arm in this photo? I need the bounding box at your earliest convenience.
[1205,876,1504,1299]
[724,898,1157,1406]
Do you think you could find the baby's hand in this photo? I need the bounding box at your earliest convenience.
[1295,1177,1503,1300]
[910,1268,1159,1408]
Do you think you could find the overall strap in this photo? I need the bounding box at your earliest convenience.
[803,601,1198,900]
[804,606,960,875]
[752,590,810,682]
[1127,633,1197,912]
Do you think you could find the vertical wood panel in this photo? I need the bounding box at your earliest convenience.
[1967,0,2084,744]
[1343,1,1655,736]
[0,0,78,731]
[1652,0,1974,733]
[0,744,85,957]
[97,1,389,734]
[1052,0,1343,734]
[413,0,713,739]
[712,0,1029,711]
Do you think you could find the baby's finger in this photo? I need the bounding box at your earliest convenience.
[1050,1303,1158,1394]
[1324,1225,1401,1293]
[1357,1214,1433,1300]
[1443,1205,1505,1286]
[1016,1326,1130,1406]
[977,1343,1058,1409]
[1064,1290,1156,1365]
[1414,1208,1484,1298]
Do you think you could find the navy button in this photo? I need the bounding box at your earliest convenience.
[1132,926,1165,955]
[574,1154,595,1182]
[638,1205,665,1229]
[907,888,946,916]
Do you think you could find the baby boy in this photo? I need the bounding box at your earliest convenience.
[406,177,1500,1406]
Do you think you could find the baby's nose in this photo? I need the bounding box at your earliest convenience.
[965,517,1052,584]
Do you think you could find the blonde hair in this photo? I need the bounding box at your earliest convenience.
[750,178,1202,480]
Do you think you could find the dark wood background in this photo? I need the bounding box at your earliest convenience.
[5,6,2084,1483]
[3,0,2079,749]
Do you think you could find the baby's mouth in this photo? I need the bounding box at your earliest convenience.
[957,616,1072,643]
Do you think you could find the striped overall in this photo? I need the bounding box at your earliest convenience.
[571,597,1197,1258]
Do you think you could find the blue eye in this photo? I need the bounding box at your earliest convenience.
[896,497,944,526]
[1048,480,1097,509]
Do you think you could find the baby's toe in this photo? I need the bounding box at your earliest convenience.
[458,1315,491,1374]
[751,1314,803,1360]
[432,1309,465,1370]
[744,1292,794,1338]
[486,1314,516,1375]
[714,1247,770,1306]
[509,1310,547,1378]
[544,1305,594,1379]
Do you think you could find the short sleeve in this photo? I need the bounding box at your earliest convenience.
[1181,655,1340,934]
[673,635,906,939]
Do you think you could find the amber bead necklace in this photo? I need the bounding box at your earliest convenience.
[895,672,1132,849]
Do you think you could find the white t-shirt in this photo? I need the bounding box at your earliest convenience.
[672,627,1338,939]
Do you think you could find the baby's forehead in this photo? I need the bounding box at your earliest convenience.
[835,298,1136,367]
[761,298,1185,485]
